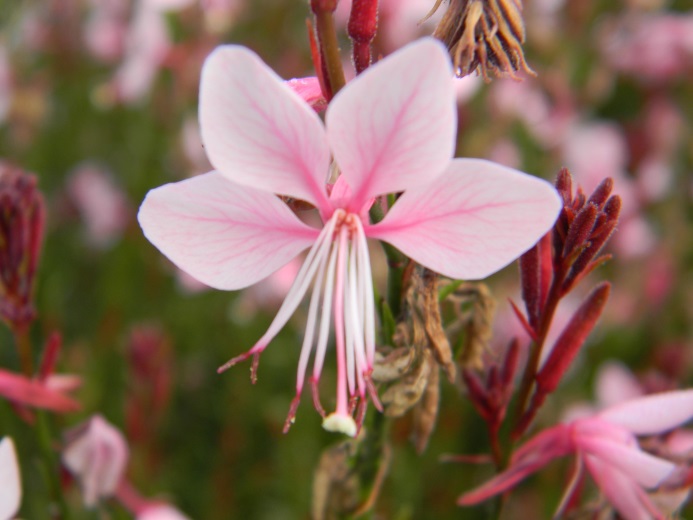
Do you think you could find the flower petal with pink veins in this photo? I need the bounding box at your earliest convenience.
[585,455,665,520]
[0,438,21,520]
[138,172,320,290]
[326,39,456,210]
[578,437,675,488]
[200,46,331,212]
[367,159,561,280]
[598,390,693,436]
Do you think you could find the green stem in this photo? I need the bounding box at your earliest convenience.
[381,242,405,319]
[13,326,34,376]
[314,10,346,96]
[36,411,71,519]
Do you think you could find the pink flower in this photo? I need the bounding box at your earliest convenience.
[138,39,561,436]
[67,163,131,249]
[459,390,693,520]
[62,415,129,507]
[0,437,21,520]
[601,13,693,82]
[0,368,79,412]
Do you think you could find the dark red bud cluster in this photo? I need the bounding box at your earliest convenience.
[553,168,621,295]
[0,163,45,332]
[348,0,379,73]
[463,340,520,432]
[513,169,620,436]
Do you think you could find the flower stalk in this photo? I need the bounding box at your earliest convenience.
[310,0,346,98]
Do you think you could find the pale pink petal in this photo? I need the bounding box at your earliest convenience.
[598,390,693,435]
[367,159,561,280]
[458,425,571,505]
[45,374,82,393]
[594,361,643,408]
[326,38,456,210]
[199,46,331,212]
[585,455,665,520]
[665,429,693,455]
[138,172,319,290]
[0,438,21,520]
[62,416,129,507]
[578,437,675,488]
[0,369,80,412]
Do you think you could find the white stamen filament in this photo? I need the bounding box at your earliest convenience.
[245,217,337,357]
[239,208,377,437]
[354,217,376,367]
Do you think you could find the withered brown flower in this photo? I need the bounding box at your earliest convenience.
[428,0,534,80]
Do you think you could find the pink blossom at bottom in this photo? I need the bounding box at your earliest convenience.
[459,390,693,520]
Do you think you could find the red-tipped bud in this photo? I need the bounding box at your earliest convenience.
[519,245,541,329]
[563,219,619,294]
[562,204,597,259]
[348,0,379,73]
[0,163,45,331]
[586,177,613,209]
[538,233,553,311]
[555,168,573,205]
[604,195,622,222]
[536,282,611,395]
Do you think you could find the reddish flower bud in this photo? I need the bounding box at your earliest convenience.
[562,204,597,259]
[348,0,379,73]
[536,282,611,395]
[519,244,541,329]
[603,195,622,221]
[0,163,45,331]
[586,177,613,209]
[555,168,573,206]
[563,218,619,293]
